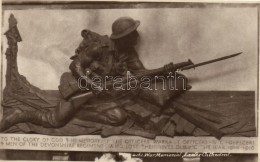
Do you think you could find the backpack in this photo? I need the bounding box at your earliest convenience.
[71,29,110,60]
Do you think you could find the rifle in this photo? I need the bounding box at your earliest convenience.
[70,59,194,108]
[71,52,242,108]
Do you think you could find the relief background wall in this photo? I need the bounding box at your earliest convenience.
[2,7,258,91]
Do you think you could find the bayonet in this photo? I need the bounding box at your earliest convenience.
[180,52,242,71]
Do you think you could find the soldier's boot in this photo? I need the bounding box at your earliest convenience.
[0,101,76,131]
[30,101,75,128]
[0,109,23,131]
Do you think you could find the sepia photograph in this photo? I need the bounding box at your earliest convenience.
[0,1,258,161]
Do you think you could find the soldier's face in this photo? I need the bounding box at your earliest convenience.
[128,30,139,46]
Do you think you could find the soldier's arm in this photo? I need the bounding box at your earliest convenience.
[127,48,146,73]
[69,58,86,79]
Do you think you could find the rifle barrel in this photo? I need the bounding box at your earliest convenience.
[180,52,242,71]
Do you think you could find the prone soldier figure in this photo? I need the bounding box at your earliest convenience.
[0,17,189,130]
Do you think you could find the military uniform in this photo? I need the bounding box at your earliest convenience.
[61,30,146,126]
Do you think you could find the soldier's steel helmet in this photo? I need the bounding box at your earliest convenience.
[110,17,140,39]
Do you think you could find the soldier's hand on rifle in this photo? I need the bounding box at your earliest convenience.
[92,85,105,96]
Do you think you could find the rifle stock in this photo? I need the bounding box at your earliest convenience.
[70,92,95,109]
